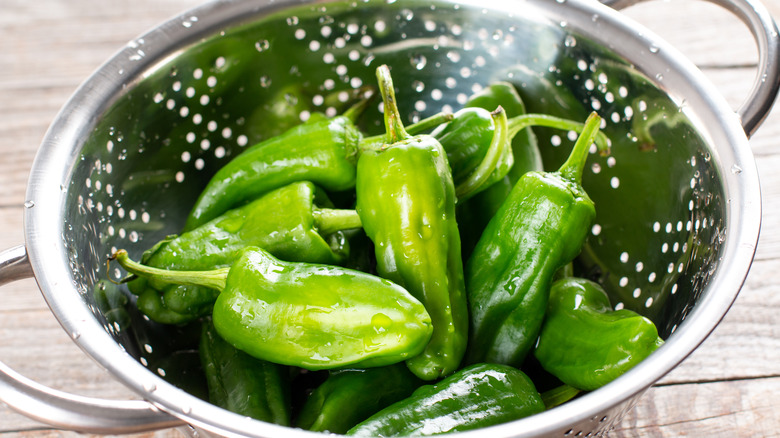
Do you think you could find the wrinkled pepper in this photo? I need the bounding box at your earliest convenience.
[433,105,513,199]
[346,363,546,436]
[200,318,291,425]
[534,277,664,391]
[465,112,605,367]
[356,65,468,380]
[112,246,433,370]
[455,82,544,258]
[128,181,361,324]
[433,85,611,203]
[183,99,369,231]
[295,363,421,434]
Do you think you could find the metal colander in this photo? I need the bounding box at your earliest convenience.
[0,0,777,436]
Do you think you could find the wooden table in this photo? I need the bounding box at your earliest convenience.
[1,1,779,436]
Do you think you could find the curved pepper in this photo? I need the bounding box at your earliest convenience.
[346,363,546,436]
[355,65,468,380]
[534,277,664,391]
[465,112,605,367]
[433,106,513,198]
[295,363,421,434]
[128,181,362,324]
[200,318,291,425]
[183,99,369,231]
[456,83,544,258]
[112,247,432,370]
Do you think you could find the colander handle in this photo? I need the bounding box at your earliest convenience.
[602,0,780,137]
[0,245,185,434]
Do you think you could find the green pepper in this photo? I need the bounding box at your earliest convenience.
[534,277,664,391]
[346,363,545,436]
[433,106,513,199]
[93,280,131,332]
[455,83,544,257]
[200,318,291,425]
[295,363,421,434]
[183,99,369,231]
[355,65,468,380]
[465,112,605,367]
[128,181,362,324]
[432,84,611,201]
[112,246,433,370]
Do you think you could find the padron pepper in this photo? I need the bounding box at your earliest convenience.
[432,84,611,203]
[200,318,291,425]
[111,246,432,370]
[455,82,544,258]
[534,277,664,391]
[128,181,362,324]
[295,363,421,434]
[356,65,468,380]
[432,105,512,200]
[465,112,607,367]
[183,98,369,231]
[346,363,546,436]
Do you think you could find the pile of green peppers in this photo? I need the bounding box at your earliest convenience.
[110,64,664,436]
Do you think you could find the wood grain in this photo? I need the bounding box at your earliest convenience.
[1,0,779,437]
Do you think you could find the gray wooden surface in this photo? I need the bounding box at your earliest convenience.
[1,1,779,437]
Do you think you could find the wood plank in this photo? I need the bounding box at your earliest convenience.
[614,377,780,437]
[658,257,780,384]
[0,0,779,436]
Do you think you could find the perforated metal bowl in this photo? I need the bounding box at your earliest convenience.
[0,0,777,436]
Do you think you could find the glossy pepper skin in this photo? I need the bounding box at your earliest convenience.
[200,319,291,425]
[183,101,367,231]
[456,83,544,258]
[112,247,432,370]
[465,112,603,367]
[295,364,421,434]
[356,65,468,380]
[129,181,361,324]
[346,363,545,436]
[534,277,664,391]
[433,106,513,199]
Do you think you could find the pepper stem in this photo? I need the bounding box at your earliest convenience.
[312,208,363,236]
[455,106,509,199]
[109,249,228,291]
[360,111,454,153]
[507,113,611,156]
[376,65,411,143]
[558,112,602,184]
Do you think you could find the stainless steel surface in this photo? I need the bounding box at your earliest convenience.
[0,359,183,434]
[0,0,774,435]
[0,246,33,286]
[0,246,184,432]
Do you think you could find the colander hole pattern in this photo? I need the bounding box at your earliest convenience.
[62,0,729,436]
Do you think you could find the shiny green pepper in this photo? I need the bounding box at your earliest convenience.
[356,65,468,380]
[346,363,545,436]
[183,100,368,231]
[534,277,664,391]
[129,181,361,324]
[112,246,432,370]
[465,112,604,367]
[433,106,512,199]
[200,318,291,425]
[456,82,544,258]
[433,83,611,204]
[295,363,421,434]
